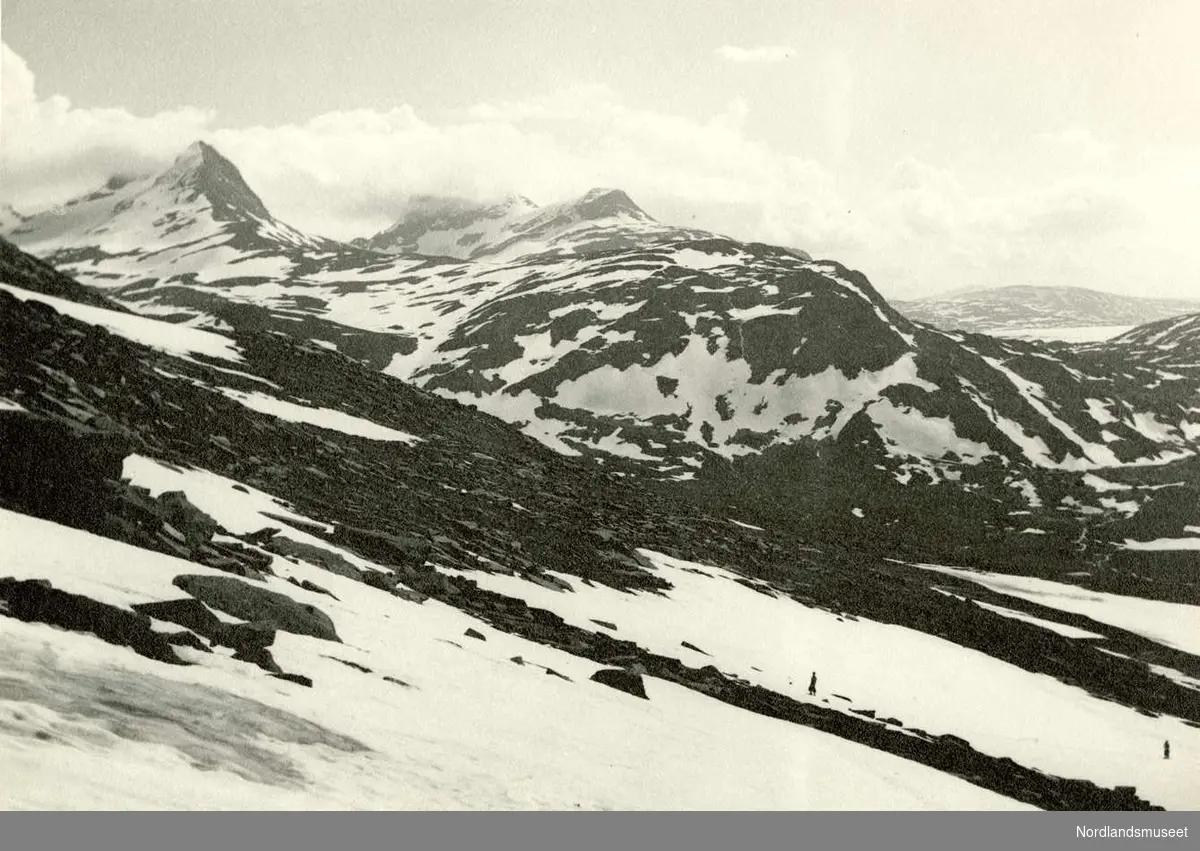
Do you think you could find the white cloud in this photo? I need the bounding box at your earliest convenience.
[3,42,1199,301]
[0,47,841,251]
[716,45,796,64]
[209,86,848,248]
[1,44,213,211]
[1036,127,1118,174]
[835,153,1178,299]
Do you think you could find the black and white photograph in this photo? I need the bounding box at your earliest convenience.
[1,0,1198,816]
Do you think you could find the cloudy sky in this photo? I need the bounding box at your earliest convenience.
[3,0,1199,299]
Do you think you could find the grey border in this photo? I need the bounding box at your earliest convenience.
[0,812,1195,851]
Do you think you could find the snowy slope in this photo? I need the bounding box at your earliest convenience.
[911,562,1200,657]
[0,509,1039,811]
[479,188,723,260]
[4,142,351,290]
[994,326,1135,343]
[1101,314,1200,373]
[353,194,539,258]
[442,549,1200,811]
[0,282,245,364]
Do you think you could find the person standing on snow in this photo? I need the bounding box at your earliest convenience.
[1164,740,1171,760]
[808,672,817,696]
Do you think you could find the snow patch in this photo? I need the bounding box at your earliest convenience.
[0,283,243,363]
[910,562,1200,657]
[215,388,422,444]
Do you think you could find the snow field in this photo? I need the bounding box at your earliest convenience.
[439,550,1200,809]
[0,508,1028,810]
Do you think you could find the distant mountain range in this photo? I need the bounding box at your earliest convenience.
[894,285,1200,339]
[7,142,1200,498]
[351,188,721,260]
[5,143,1195,488]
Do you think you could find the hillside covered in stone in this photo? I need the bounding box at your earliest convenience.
[2,234,1199,809]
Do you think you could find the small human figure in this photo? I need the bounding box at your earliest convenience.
[1164,740,1171,760]
[808,672,817,696]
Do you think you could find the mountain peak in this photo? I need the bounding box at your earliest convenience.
[580,187,628,201]
[499,192,538,210]
[165,140,223,176]
[182,138,214,158]
[156,140,271,221]
[572,188,650,221]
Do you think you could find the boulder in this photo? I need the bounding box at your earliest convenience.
[390,586,429,604]
[267,536,362,579]
[234,645,282,673]
[132,597,227,643]
[590,667,648,699]
[225,620,277,650]
[133,597,277,651]
[273,672,313,688]
[361,569,399,591]
[527,572,573,593]
[242,527,282,546]
[196,540,274,577]
[172,574,340,642]
[156,491,220,544]
[0,578,185,665]
[162,630,212,652]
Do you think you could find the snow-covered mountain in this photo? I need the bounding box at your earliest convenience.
[894,285,1200,341]
[2,238,1195,810]
[476,187,724,259]
[7,141,350,266]
[355,187,730,260]
[353,193,539,258]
